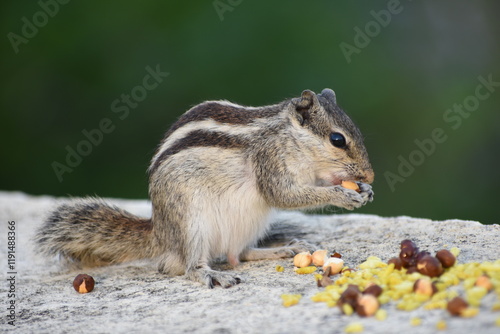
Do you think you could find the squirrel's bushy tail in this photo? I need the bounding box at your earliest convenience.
[36,198,154,267]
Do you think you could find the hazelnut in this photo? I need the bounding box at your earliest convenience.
[341,181,360,192]
[416,255,443,278]
[338,285,361,310]
[447,296,468,316]
[293,252,312,268]
[475,275,493,291]
[413,278,437,296]
[312,250,328,267]
[435,249,456,268]
[73,274,95,294]
[363,284,383,298]
[415,250,431,263]
[387,257,402,270]
[399,240,419,268]
[400,239,418,250]
[399,240,418,268]
[356,294,380,317]
[322,257,344,275]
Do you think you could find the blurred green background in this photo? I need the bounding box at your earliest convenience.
[1,1,499,224]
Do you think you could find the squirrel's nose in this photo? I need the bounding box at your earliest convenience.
[361,169,375,184]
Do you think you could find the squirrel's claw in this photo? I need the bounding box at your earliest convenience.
[358,182,374,203]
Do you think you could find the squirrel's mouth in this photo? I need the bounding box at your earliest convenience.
[316,173,349,187]
[330,176,343,186]
[316,169,368,187]
[321,170,374,186]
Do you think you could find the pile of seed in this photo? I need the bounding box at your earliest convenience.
[281,239,500,331]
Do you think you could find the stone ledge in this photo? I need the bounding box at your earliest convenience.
[0,191,498,333]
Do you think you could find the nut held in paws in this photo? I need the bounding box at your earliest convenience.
[341,181,360,192]
[73,274,95,294]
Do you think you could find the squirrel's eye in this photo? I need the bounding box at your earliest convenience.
[329,132,347,149]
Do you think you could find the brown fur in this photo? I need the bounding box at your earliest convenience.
[35,89,374,288]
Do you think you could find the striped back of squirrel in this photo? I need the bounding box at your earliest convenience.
[148,89,373,185]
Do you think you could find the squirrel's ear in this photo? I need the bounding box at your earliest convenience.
[319,88,337,104]
[292,89,320,125]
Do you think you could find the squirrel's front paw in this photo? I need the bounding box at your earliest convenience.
[338,189,364,210]
[358,182,374,203]
[333,183,373,210]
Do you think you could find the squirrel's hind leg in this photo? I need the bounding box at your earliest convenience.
[157,253,185,276]
[182,223,243,288]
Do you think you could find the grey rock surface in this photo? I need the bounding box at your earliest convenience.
[0,191,499,333]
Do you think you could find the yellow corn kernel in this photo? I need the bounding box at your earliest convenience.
[406,272,424,281]
[455,264,468,280]
[361,271,374,280]
[393,281,414,294]
[461,263,483,279]
[328,291,341,302]
[389,291,402,301]
[436,320,447,330]
[466,286,488,307]
[342,304,354,316]
[414,293,431,303]
[450,247,460,258]
[430,291,447,302]
[479,261,497,272]
[281,294,301,307]
[495,317,500,327]
[311,291,333,303]
[410,317,422,326]
[335,276,349,285]
[388,274,403,286]
[275,265,284,272]
[359,257,387,270]
[382,263,395,275]
[396,300,422,311]
[492,278,500,287]
[375,309,387,321]
[378,294,391,305]
[423,300,447,310]
[344,322,364,333]
[295,266,317,274]
[460,307,479,318]
[326,300,337,308]
[463,277,477,290]
[440,272,460,286]
[491,301,500,311]
[434,282,448,292]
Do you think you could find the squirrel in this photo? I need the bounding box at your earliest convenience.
[36,88,374,288]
